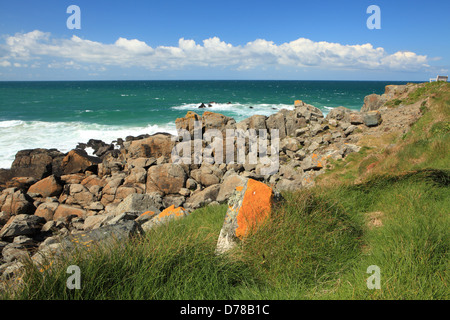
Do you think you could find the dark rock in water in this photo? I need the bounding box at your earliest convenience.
[114,138,124,149]
[76,143,87,150]
[208,104,213,107]
[86,139,105,150]
[10,149,65,180]
[95,144,114,158]
[125,134,151,142]
[198,103,206,109]
[86,139,114,157]
[249,106,254,109]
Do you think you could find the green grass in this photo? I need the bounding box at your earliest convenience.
[385,81,450,108]
[3,170,448,300]
[5,204,260,300]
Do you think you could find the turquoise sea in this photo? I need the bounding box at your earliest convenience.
[0,80,414,168]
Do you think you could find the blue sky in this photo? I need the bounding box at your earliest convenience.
[0,0,449,80]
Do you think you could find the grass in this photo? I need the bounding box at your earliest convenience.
[3,169,448,300]
[2,81,449,300]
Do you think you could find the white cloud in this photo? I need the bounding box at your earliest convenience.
[0,60,11,67]
[0,30,430,73]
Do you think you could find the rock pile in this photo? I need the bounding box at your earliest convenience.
[0,83,422,281]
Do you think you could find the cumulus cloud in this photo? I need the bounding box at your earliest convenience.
[0,30,430,72]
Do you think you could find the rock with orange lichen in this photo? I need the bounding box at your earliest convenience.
[175,111,202,136]
[216,178,273,254]
[141,205,188,231]
[28,175,63,198]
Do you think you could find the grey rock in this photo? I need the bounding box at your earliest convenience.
[162,195,185,208]
[107,212,139,226]
[184,184,221,209]
[363,111,383,127]
[61,220,144,251]
[115,193,163,216]
[0,214,45,239]
[2,243,29,263]
[217,175,247,203]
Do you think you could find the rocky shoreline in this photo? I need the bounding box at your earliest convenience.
[0,82,424,283]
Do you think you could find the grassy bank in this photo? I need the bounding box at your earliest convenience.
[4,169,448,300]
[2,82,449,300]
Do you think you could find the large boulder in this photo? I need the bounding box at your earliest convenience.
[216,179,274,254]
[0,189,35,215]
[114,193,163,216]
[34,202,59,221]
[60,149,102,175]
[146,163,187,195]
[285,112,307,137]
[53,204,86,220]
[247,115,267,131]
[184,184,221,209]
[0,214,45,239]
[60,220,143,252]
[124,133,175,159]
[361,94,387,112]
[27,175,63,198]
[363,110,383,127]
[175,111,202,136]
[202,111,232,131]
[10,148,65,180]
[266,112,286,139]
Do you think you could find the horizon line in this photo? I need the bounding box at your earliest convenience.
[0,79,428,83]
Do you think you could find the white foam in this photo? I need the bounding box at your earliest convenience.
[0,120,177,169]
[172,102,294,121]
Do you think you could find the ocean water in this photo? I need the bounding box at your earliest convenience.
[0,80,412,169]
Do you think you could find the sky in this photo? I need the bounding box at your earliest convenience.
[0,0,449,81]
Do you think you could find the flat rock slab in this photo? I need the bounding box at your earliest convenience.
[141,205,188,231]
[30,221,144,271]
[0,214,45,239]
[61,220,143,251]
[216,178,273,254]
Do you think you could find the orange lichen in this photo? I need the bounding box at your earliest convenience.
[235,186,244,192]
[156,205,186,220]
[235,179,273,239]
[140,210,155,217]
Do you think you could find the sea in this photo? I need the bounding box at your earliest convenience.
[0,80,414,169]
